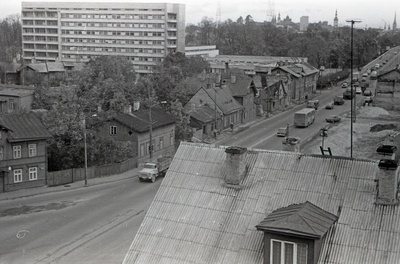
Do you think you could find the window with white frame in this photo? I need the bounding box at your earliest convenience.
[0,146,3,160]
[13,145,22,159]
[110,126,117,135]
[159,136,164,150]
[29,167,38,181]
[271,239,308,264]
[170,133,173,146]
[9,99,16,111]
[14,169,23,183]
[28,144,37,157]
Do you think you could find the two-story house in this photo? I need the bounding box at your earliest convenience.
[97,108,176,164]
[0,84,35,114]
[183,86,244,140]
[0,113,52,192]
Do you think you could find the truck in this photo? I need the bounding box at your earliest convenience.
[294,108,315,128]
[139,156,172,182]
[333,96,345,105]
[306,100,319,110]
[343,87,355,99]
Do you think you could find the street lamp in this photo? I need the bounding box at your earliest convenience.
[83,114,97,186]
[346,19,361,158]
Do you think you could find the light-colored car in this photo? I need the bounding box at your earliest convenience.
[326,115,341,123]
[364,97,373,104]
[341,82,348,88]
[364,90,372,96]
[277,127,288,137]
[356,87,362,94]
[325,102,334,109]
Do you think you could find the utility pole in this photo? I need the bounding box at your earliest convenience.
[346,19,361,158]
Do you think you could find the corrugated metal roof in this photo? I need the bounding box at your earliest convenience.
[114,108,176,133]
[0,112,52,141]
[123,143,400,264]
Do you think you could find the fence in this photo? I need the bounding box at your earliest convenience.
[47,157,138,187]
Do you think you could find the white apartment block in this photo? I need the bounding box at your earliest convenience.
[21,2,185,74]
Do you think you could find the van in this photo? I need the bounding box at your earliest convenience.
[306,100,319,110]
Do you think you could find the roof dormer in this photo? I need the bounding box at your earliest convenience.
[256,201,338,264]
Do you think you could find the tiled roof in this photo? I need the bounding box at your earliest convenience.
[46,62,65,72]
[256,201,338,239]
[26,63,48,73]
[0,113,52,142]
[113,108,176,133]
[123,142,400,264]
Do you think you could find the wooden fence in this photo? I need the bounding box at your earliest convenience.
[47,157,138,187]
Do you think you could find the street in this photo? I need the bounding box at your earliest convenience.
[218,82,370,151]
[0,174,162,264]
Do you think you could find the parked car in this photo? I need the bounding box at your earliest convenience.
[364,90,372,96]
[356,87,362,94]
[333,96,345,105]
[277,127,288,137]
[325,102,334,109]
[341,82,348,88]
[362,73,368,77]
[326,115,341,123]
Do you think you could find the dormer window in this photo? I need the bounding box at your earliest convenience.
[256,201,338,264]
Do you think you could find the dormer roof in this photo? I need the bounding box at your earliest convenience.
[256,201,338,239]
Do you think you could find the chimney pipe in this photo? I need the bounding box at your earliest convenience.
[376,159,399,205]
[224,146,247,185]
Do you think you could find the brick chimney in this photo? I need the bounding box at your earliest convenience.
[224,146,247,185]
[376,159,399,205]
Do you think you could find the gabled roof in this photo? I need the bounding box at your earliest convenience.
[0,113,52,142]
[47,62,65,72]
[123,142,400,264]
[188,105,215,123]
[25,63,48,73]
[256,201,338,239]
[113,108,176,133]
[227,75,254,97]
[204,87,243,115]
[274,65,302,78]
[377,67,400,81]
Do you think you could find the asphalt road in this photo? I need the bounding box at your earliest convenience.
[0,175,162,264]
[217,83,370,151]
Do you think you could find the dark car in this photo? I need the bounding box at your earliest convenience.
[326,115,341,123]
[364,90,372,96]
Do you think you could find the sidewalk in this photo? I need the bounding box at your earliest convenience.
[0,167,140,201]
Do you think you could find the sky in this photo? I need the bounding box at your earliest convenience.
[2,0,398,29]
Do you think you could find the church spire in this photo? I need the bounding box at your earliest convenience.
[394,12,397,31]
[334,10,338,28]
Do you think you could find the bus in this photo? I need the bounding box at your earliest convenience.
[294,108,315,127]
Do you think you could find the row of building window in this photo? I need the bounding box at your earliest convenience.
[13,167,38,183]
[60,22,165,28]
[22,20,58,26]
[61,46,165,54]
[23,28,58,34]
[139,134,174,157]
[24,44,58,50]
[61,30,166,37]
[23,51,58,58]
[23,36,58,42]
[60,38,165,45]
[59,13,166,20]
[0,144,37,160]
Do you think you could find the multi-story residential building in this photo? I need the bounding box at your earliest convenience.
[21,2,185,74]
[0,113,52,192]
